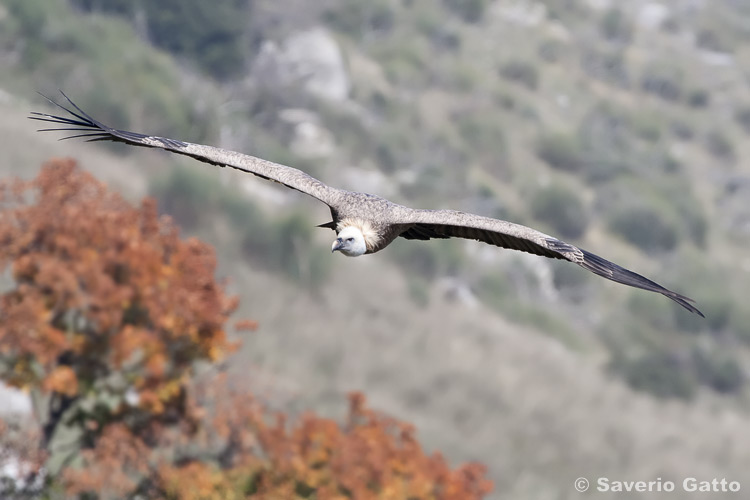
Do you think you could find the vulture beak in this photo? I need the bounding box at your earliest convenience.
[331,238,343,253]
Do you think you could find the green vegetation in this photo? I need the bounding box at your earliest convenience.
[504,302,582,348]
[611,341,745,400]
[612,351,697,400]
[442,0,488,23]
[536,132,583,172]
[70,0,251,79]
[388,239,463,283]
[598,178,707,252]
[499,60,540,90]
[477,271,583,349]
[580,48,630,88]
[324,2,395,37]
[0,0,210,141]
[630,110,664,143]
[151,167,331,288]
[687,88,710,108]
[734,105,750,133]
[608,205,679,252]
[599,7,633,44]
[552,261,590,294]
[695,27,731,53]
[670,118,695,140]
[693,350,743,394]
[455,111,508,164]
[640,64,684,102]
[530,183,588,239]
[705,130,736,161]
[538,38,565,63]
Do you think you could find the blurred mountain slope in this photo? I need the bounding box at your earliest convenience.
[2,0,750,497]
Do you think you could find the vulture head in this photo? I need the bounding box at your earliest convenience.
[331,226,367,257]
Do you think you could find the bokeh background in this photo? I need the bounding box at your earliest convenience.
[1,0,750,498]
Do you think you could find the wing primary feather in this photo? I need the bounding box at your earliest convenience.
[37,91,94,125]
[31,91,342,206]
[29,95,110,141]
[58,90,108,128]
[35,92,149,141]
[30,92,189,149]
[58,133,111,141]
[578,248,703,317]
[394,215,702,316]
[36,127,98,132]
[29,114,85,126]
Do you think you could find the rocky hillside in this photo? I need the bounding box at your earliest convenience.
[2,0,750,497]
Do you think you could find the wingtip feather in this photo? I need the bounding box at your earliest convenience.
[578,248,704,317]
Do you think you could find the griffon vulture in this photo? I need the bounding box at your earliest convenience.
[30,92,703,316]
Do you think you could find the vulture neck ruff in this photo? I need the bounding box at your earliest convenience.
[337,218,380,253]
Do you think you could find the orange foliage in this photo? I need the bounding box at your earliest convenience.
[0,159,238,416]
[156,391,492,500]
[0,160,492,499]
[42,365,78,397]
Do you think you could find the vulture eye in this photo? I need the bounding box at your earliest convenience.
[347,237,354,242]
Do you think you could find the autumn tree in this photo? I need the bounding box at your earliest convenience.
[0,159,491,499]
[0,158,239,494]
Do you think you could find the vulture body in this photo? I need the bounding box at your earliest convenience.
[30,92,703,316]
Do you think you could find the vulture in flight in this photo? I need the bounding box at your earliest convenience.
[30,92,703,316]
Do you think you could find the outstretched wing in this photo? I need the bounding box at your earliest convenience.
[29,92,342,206]
[392,208,703,316]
